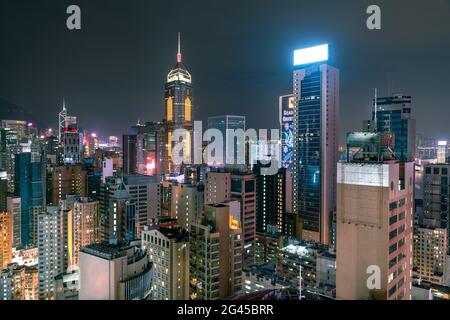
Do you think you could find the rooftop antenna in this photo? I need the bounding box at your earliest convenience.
[62,97,67,111]
[177,32,182,63]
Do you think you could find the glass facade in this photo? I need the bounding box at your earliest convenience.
[296,69,322,233]
[15,152,44,246]
[374,95,415,162]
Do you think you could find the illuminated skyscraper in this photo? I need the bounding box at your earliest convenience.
[58,99,67,143]
[165,33,194,173]
[365,94,416,162]
[292,44,339,245]
[14,152,44,246]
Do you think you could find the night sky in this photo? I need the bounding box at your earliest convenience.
[1,0,450,143]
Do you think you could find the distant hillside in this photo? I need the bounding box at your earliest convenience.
[0,98,45,128]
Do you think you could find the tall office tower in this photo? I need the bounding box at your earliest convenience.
[366,94,416,162]
[165,33,194,173]
[38,206,64,300]
[0,211,13,270]
[79,241,153,300]
[14,152,44,246]
[50,164,87,204]
[141,225,189,300]
[292,44,339,245]
[422,163,450,249]
[122,174,160,234]
[190,202,243,300]
[205,171,231,204]
[230,170,256,268]
[99,176,136,241]
[253,164,286,234]
[6,196,21,248]
[336,132,414,300]
[279,94,295,173]
[122,134,137,174]
[413,227,448,285]
[0,128,22,193]
[207,115,246,165]
[437,141,448,164]
[0,263,39,300]
[58,100,67,143]
[170,182,204,230]
[131,121,167,177]
[72,197,100,267]
[61,123,81,165]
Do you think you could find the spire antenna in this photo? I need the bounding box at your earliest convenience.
[177,32,182,63]
[63,97,66,111]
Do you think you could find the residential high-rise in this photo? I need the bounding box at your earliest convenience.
[276,239,325,290]
[413,227,448,285]
[142,225,189,300]
[37,206,64,300]
[78,241,153,300]
[122,134,137,175]
[422,163,450,250]
[0,263,38,300]
[230,170,256,268]
[99,176,136,241]
[169,182,204,230]
[190,202,243,300]
[0,211,13,270]
[122,174,160,234]
[253,164,286,234]
[205,171,231,205]
[292,44,339,245]
[50,164,87,204]
[207,115,246,165]
[336,132,414,300]
[165,33,193,173]
[72,197,100,267]
[6,196,21,248]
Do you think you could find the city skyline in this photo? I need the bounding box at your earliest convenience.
[2,0,450,304]
[1,0,450,143]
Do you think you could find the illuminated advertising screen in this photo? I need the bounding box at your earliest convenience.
[293,43,329,66]
[279,94,295,173]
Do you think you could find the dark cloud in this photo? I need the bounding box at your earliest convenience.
[0,0,449,142]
